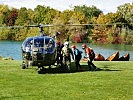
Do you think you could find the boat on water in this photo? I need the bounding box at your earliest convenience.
[118,53,130,61]
[94,53,105,61]
[106,51,119,61]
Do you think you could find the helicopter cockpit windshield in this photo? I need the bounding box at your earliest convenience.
[22,36,56,54]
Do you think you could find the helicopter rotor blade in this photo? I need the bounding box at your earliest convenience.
[0,23,132,29]
[38,23,132,27]
[25,24,91,28]
[0,26,24,29]
[0,23,111,29]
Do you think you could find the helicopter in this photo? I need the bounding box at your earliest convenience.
[20,24,63,73]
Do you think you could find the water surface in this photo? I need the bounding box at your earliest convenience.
[0,41,133,60]
[0,41,22,60]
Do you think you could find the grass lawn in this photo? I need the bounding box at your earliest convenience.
[0,60,133,100]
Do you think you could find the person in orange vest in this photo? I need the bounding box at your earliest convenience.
[71,45,82,71]
[82,44,96,71]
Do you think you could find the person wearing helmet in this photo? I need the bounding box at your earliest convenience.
[71,45,82,71]
[64,41,69,48]
[82,44,96,71]
[62,41,74,69]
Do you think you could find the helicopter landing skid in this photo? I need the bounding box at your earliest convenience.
[37,66,46,74]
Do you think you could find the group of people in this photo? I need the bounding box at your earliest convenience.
[56,41,97,71]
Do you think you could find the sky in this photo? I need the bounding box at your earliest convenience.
[0,0,133,14]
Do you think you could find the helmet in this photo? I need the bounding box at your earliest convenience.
[56,41,60,45]
[71,45,76,49]
[82,44,87,49]
[64,41,69,47]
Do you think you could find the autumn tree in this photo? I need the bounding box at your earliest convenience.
[91,12,124,43]
[0,3,132,43]
[0,4,10,25]
[6,9,18,26]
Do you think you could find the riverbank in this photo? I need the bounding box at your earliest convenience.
[0,56,14,60]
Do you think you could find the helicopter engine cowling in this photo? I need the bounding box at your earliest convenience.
[21,36,57,66]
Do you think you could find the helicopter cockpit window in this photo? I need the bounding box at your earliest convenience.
[22,36,56,54]
[43,38,55,53]
[22,38,33,51]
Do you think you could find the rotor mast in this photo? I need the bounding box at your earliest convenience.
[39,24,44,36]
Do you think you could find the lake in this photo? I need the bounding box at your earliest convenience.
[0,40,133,60]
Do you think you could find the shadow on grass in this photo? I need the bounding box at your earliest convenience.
[37,62,121,74]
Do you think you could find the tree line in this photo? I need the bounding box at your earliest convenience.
[0,3,133,44]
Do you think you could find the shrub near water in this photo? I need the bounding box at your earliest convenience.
[0,56,14,60]
[0,60,133,100]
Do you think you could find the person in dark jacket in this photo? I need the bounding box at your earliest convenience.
[71,45,82,71]
[56,41,63,67]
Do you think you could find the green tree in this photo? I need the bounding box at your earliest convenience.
[33,5,45,24]
[117,3,133,28]
[0,4,10,25]
[15,7,30,25]
[42,8,58,24]
[96,13,123,24]
[27,9,34,24]
[62,10,73,24]
[74,5,102,19]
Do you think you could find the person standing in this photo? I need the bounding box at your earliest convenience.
[62,41,74,70]
[56,41,63,67]
[71,45,82,71]
[82,44,96,71]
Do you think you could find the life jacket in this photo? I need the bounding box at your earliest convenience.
[85,47,95,59]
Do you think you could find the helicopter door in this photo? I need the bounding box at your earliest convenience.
[31,38,38,54]
[41,37,55,54]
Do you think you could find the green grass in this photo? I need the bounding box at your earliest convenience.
[0,60,133,100]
